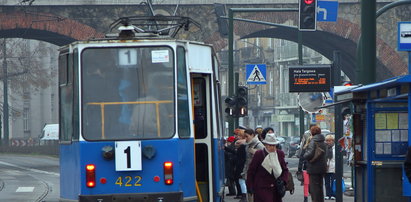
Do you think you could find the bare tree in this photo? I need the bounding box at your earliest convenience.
[1,39,57,95]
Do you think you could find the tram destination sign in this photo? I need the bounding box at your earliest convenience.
[288,65,331,92]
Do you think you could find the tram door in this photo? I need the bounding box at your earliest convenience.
[192,75,214,201]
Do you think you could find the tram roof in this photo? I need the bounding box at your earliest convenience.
[59,37,211,50]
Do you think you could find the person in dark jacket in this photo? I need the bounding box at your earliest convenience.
[303,126,327,202]
[225,127,248,200]
[404,146,411,183]
[297,124,317,202]
[246,133,289,202]
[225,136,238,196]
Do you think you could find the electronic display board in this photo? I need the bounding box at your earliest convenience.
[289,65,331,92]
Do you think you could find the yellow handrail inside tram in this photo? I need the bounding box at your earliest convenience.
[87,100,172,138]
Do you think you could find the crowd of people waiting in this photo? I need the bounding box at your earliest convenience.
[224,124,337,202]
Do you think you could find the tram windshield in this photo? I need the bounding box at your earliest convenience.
[81,47,175,140]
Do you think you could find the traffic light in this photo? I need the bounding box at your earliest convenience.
[342,81,353,86]
[299,0,317,31]
[225,96,237,117]
[236,86,248,117]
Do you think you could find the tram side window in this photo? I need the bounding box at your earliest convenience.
[59,53,73,143]
[72,49,79,140]
[177,47,190,138]
[213,57,224,139]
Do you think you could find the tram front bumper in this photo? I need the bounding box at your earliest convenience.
[79,192,183,202]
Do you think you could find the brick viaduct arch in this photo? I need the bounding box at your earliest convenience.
[0,7,406,82]
[0,11,104,46]
[206,11,406,82]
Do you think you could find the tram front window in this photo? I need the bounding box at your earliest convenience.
[81,47,175,140]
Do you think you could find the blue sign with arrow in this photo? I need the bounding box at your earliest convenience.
[317,1,338,22]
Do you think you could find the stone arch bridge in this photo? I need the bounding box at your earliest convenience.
[0,3,409,82]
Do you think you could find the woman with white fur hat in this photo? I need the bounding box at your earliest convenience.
[246,133,289,202]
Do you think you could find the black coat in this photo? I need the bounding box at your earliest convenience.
[246,149,288,202]
[224,143,237,179]
[224,142,246,179]
[303,134,327,175]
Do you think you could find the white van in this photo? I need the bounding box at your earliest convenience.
[39,124,59,145]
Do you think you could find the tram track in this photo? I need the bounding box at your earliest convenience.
[0,179,4,192]
[35,179,51,202]
[0,155,59,201]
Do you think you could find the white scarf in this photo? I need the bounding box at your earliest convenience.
[261,148,282,178]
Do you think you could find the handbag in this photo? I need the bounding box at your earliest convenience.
[296,170,304,182]
[275,177,286,198]
[309,142,325,163]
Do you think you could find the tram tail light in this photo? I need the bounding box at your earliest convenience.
[163,162,174,185]
[86,164,96,188]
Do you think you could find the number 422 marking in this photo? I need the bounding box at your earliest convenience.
[115,176,142,187]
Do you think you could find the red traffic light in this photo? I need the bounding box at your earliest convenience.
[304,0,314,4]
[343,81,353,86]
[299,0,317,31]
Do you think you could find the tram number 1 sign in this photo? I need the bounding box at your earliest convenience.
[115,141,142,171]
[288,65,331,92]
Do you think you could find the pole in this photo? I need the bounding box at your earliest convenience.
[228,9,235,134]
[356,1,411,85]
[298,31,305,139]
[2,39,8,146]
[234,72,239,128]
[333,50,343,202]
[359,0,376,85]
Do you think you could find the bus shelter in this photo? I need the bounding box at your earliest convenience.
[334,75,411,201]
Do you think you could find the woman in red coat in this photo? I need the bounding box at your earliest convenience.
[246,133,289,202]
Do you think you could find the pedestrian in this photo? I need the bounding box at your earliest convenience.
[303,126,327,202]
[324,134,336,200]
[246,133,289,202]
[242,128,265,201]
[404,146,411,183]
[228,126,248,200]
[255,126,263,141]
[260,127,274,142]
[225,135,238,196]
[297,124,317,202]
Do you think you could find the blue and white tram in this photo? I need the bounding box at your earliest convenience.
[59,17,225,202]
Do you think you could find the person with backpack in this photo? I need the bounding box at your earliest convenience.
[246,133,289,202]
[303,126,327,202]
[297,124,317,202]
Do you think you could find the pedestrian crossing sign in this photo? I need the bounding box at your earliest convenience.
[246,64,266,85]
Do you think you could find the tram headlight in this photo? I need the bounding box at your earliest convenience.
[163,162,174,185]
[86,164,96,188]
[102,145,115,160]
